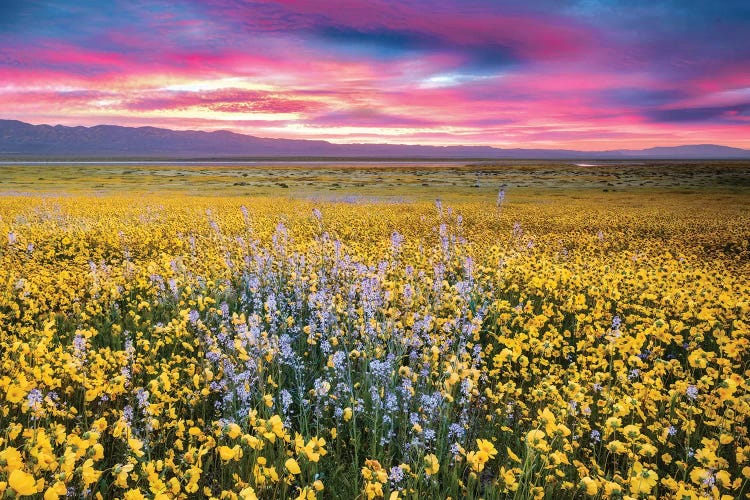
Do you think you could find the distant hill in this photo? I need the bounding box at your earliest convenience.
[1,119,749,159]
[613,144,750,159]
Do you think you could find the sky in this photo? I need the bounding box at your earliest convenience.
[0,0,749,150]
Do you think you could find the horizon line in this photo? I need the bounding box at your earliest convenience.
[3,118,750,154]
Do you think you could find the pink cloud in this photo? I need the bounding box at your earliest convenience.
[124,89,324,114]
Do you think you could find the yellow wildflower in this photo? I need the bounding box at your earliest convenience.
[9,469,37,496]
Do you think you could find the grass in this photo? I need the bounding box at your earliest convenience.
[0,160,748,200]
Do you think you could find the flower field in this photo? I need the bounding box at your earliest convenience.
[0,191,748,499]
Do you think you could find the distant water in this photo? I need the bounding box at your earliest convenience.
[0,160,469,167]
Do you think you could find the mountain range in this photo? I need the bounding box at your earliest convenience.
[1,119,749,159]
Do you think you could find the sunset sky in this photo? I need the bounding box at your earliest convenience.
[1,0,748,150]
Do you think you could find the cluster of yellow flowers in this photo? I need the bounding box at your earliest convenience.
[0,192,747,499]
